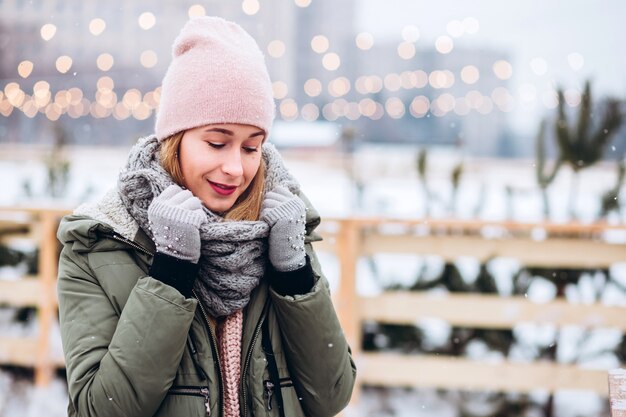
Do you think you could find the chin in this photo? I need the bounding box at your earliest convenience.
[205,200,236,214]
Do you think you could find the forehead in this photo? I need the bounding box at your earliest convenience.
[191,123,265,135]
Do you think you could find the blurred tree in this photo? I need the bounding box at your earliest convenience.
[449,161,463,216]
[600,158,625,220]
[555,80,623,219]
[535,119,563,220]
[416,148,431,217]
[45,123,71,199]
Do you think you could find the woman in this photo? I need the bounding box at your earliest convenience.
[57,16,356,417]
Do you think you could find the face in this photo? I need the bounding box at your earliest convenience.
[178,123,265,213]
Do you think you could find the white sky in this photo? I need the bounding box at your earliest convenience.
[357,0,626,134]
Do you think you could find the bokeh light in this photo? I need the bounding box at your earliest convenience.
[89,18,106,36]
[356,33,374,50]
[138,12,156,30]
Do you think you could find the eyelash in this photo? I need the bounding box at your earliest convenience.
[208,143,258,153]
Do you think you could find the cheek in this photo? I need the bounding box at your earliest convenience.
[179,144,211,178]
[244,157,261,184]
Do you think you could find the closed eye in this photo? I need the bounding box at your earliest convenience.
[208,143,224,149]
[243,146,258,153]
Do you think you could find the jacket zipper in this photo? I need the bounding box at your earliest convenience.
[168,386,211,416]
[264,380,275,411]
[263,378,294,411]
[109,233,153,256]
[193,289,224,417]
[242,299,270,417]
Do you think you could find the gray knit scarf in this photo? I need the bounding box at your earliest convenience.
[117,135,299,317]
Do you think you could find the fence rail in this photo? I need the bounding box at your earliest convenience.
[0,208,625,408]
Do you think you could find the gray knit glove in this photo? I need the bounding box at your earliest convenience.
[261,186,307,272]
[148,184,206,263]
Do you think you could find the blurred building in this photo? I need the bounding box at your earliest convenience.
[0,0,521,156]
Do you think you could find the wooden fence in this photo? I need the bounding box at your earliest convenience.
[0,207,67,386]
[317,218,626,400]
[1,208,625,407]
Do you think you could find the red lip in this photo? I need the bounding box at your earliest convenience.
[208,180,237,196]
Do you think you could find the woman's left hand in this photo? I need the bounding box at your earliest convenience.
[261,186,306,271]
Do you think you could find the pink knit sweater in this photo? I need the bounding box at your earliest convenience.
[217,309,244,417]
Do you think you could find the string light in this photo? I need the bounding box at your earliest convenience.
[328,77,350,97]
[272,81,288,99]
[304,79,322,97]
[113,102,131,120]
[311,35,329,54]
[322,103,337,121]
[322,53,340,71]
[97,53,114,71]
[132,102,152,120]
[301,103,319,121]
[138,12,156,30]
[143,91,159,109]
[40,23,57,41]
[18,61,33,78]
[355,33,374,50]
[3,15,519,123]
[45,103,62,121]
[97,77,115,92]
[242,0,260,16]
[564,89,582,107]
[436,93,456,112]
[493,60,513,80]
[267,40,286,58]
[397,42,416,60]
[358,98,377,117]
[56,56,73,74]
[461,65,479,84]
[384,73,402,92]
[123,89,142,110]
[279,99,298,120]
[89,18,106,36]
[385,97,405,119]
[188,5,206,18]
[140,50,158,68]
[435,36,454,54]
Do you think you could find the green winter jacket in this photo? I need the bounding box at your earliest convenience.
[56,190,356,417]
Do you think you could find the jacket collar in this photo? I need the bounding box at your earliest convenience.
[73,188,140,241]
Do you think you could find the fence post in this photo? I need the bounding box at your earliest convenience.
[335,219,361,403]
[610,369,626,416]
[35,210,58,387]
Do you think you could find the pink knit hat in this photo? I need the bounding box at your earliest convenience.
[155,17,276,141]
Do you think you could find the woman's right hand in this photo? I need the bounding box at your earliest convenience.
[147,184,205,263]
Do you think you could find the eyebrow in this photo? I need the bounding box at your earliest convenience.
[204,127,265,139]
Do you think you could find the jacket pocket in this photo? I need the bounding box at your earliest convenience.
[155,386,212,417]
[263,378,306,417]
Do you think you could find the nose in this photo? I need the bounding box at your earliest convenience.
[221,148,244,178]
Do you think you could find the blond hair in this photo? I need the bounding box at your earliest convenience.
[159,131,265,221]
